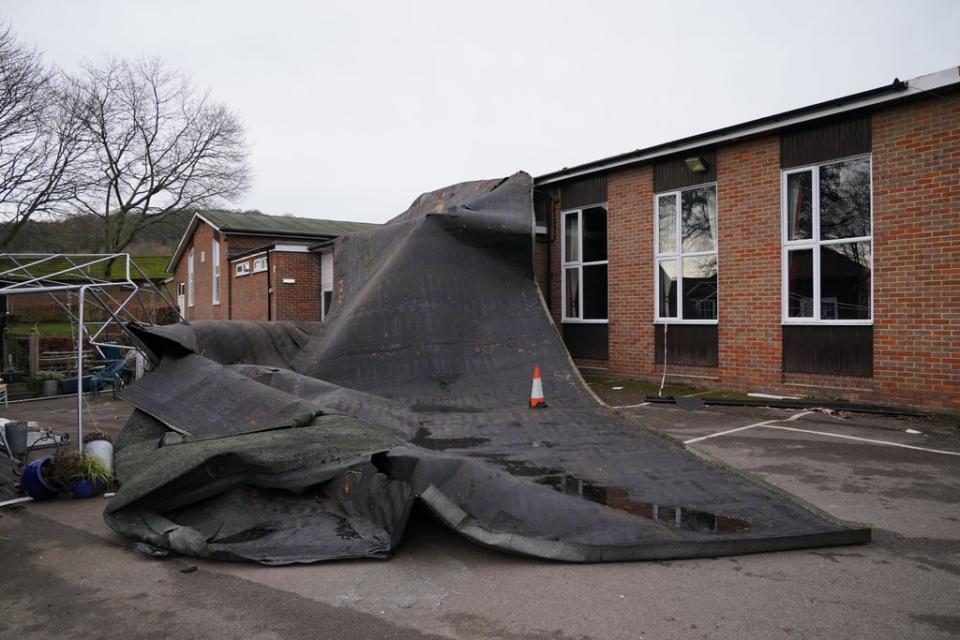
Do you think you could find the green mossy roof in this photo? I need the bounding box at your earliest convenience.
[201,210,379,238]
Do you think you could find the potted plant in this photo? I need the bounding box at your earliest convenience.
[21,454,64,500]
[82,431,114,474]
[70,453,113,498]
[35,370,65,397]
[45,448,80,493]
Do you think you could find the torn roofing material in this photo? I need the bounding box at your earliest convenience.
[109,171,870,564]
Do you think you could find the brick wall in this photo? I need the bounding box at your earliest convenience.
[172,222,227,321]
[533,240,550,307]
[715,136,783,388]
[541,91,960,410]
[271,252,322,322]
[547,188,563,326]
[7,288,168,324]
[606,165,655,377]
[870,91,960,408]
[171,227,286,321]
[229,267,269,320]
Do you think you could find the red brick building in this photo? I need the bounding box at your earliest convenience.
[533,67,960,411]
[167,210,376,322]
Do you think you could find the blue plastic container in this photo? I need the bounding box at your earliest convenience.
[22,455,62,500]
[71,478,106,499]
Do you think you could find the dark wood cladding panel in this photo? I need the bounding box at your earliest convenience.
[560,175,607,209]
[780,114,871,168]
[653,149,716,192]
[533,189,553,233]
[782,325,873,377]
[654,324,719,367]
[562,323,609,361]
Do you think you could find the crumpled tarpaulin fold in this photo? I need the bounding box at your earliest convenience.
[107,171,870,564]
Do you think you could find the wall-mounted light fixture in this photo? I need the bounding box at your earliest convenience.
[685,156,707,173]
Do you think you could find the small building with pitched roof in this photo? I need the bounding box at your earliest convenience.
[167,210,377,322]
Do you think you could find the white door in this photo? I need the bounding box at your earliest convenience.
[177,283,186,316]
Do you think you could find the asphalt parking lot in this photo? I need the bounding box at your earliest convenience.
[1,396,958,640]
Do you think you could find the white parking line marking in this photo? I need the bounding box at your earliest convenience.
[762,425,960,457]
[610,402,651,409]
[683,411,812,445]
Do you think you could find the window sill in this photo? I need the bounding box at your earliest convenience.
[654,319,718,325]
[561,319,609,324]
[781,320,873,326]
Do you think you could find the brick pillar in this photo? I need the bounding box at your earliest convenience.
[872,92,960,408]
[607,166,655,377]
[716,137,782,388]
[549,188,563,326]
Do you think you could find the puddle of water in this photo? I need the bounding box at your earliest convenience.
[474,453,563,477]
[537,474,752,534]
[475,454,752,534]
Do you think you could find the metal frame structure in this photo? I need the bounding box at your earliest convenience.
[0,254,182,451]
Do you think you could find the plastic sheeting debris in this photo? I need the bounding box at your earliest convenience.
[107,172,870,564]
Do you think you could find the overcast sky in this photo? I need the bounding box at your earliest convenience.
[4,1,958,223]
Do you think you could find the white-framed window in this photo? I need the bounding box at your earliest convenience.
[235,261,250,277]
[561,204,608,322]
[211,240,220,305]
[177,282,185,296]
[781,155,872,324]
[200,250,206,263]
[252,256,268,273]
[187,247,195,307]
[654,183,718,323]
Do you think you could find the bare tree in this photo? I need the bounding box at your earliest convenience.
[0,25,87,248]
[65,57,251,255]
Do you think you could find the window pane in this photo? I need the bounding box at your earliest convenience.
[786,171,813,240]
[821,242,871,320]
[820,158,871,240]
[787,249,814,317]
[658,260,678,318]
[682,256,718,320]
[657,194,677,254]
[681,186,717,253]
[564,213,579,263]
[581,206,607,262]
[564,267,579,318]
[582,264,607,319]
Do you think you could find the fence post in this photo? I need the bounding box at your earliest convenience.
[28,331,39,378]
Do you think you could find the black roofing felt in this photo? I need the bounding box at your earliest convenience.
[112,173,869,565]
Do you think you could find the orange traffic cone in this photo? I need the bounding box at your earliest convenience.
[530,365,547,408]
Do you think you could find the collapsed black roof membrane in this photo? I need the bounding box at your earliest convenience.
[108,172,870,564]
